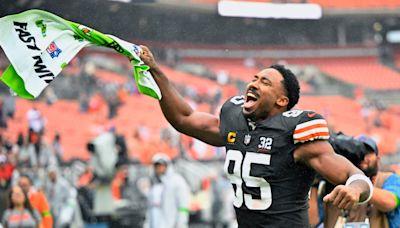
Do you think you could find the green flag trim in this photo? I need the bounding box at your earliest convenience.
[0,65,34,99]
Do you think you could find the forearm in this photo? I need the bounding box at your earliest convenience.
[150,66,194,130]
[301,142,372,204]
[370,187,398,212]
[327,155,372,203]
[140,45,223,146]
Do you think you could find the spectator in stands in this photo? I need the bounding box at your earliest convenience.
[147,153,190,228]
[43,87,58,106]
[18,175,53,228]
[78,93,89,113]
[1,185,41,228]
[0,99,7,129]
[0,154,14,219]
[105,93,120,119]
[360,100,371,131]
[26,106,45,135]
[112,128,128,168]
[3,94,15,120]
[0,154,13,190]
[111,165,127,200]
[52,133,64,166]
[19,133,55,170]
[44,167,75,228]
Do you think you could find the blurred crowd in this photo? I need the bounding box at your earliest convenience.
[0,110,399,228]
[0,127,236,228]
[0,50,399,228]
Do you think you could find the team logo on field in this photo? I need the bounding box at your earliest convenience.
[46,42,62,59]
[244,134,251,145]
[227,132,236,143]
[258,136,273,152]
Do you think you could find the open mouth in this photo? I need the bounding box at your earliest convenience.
[244,90,259,109]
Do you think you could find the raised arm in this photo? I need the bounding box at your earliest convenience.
[294,140,373,209]
[140,46,224,146]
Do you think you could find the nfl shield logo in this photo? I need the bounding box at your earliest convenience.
[133,44,141,56]
[244,134,251,145]
[46,42,62,59]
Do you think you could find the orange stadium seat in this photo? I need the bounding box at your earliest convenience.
[3,58,398,161]
[183,57,313,93]
[268,57,400,90]
[298,95,399,155]
[159,64,238,100]
[94,69,129,84]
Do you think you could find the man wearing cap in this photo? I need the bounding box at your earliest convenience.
[325,135,400,228]
[147,153,190,228]
[356,135,400,228]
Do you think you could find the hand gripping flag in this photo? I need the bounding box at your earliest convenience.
[0,9,161,100]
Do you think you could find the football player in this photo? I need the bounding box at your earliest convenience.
[139,46,373,227]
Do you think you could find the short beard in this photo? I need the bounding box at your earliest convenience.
[362,165,378,178]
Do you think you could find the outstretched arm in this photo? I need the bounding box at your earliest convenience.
[140,46,224,146]
[294,140,373,209]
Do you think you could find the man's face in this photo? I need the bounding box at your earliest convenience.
[49,171,57,183]
[243,68,288,120]
[359,152,379,177]
[18,176,31,193]
[154,163,167,177]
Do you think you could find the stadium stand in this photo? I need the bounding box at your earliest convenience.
[1,1,400,227]
[310,0,400,9]
[182,57,314,93]
[299,95,399,155]
[95,69,129,84]
[190,0,400,9]
[265,57,400,90]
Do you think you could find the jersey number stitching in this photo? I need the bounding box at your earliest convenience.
[229,95,245,105]
[224,149,272,210]
[282,110,303,117]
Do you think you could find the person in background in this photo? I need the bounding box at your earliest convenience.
[51,133,64,166]
[324,135,400,228]
[0,154,13,189]
[44,167,75,228]
[140,45,373,227]
[0,154,14,219]
[2,185,41,228]
[356,135,400,228]
[26,106,45,136]
[147,153,190,228]
[3,94,15,120]
[18,175,53,228]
